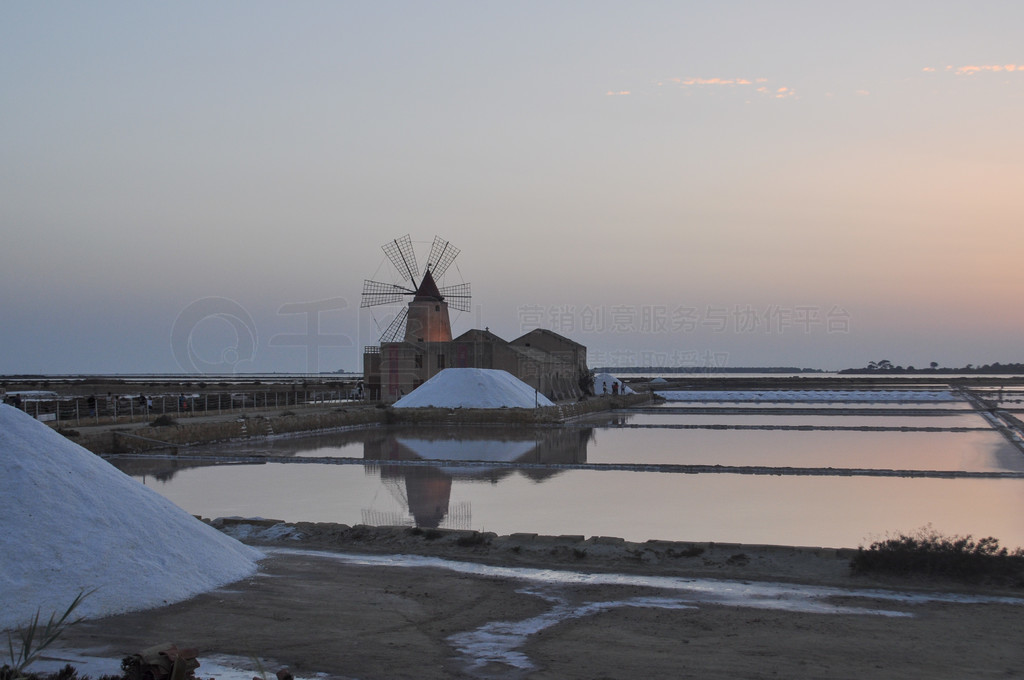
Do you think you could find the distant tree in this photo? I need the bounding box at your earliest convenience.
[930,361,939,370]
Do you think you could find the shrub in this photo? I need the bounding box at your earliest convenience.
[5,591,92,680]
[668,545,705,558]
[149,415,177,427]
[850,526,1024,584]
[456,532,489,547]
[408,527,444,540]
[1,662,121,680]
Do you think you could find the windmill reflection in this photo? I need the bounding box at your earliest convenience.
[362,425,594,529]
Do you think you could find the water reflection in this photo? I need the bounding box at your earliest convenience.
[110,424,600,531]
[113,427,377,482]
[362,426,593,528]
[106,407,1024,548]
[112,456,213,483]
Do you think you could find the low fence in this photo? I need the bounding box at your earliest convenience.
[6,389,357,427]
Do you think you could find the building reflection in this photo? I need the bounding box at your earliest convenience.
[362,425,595,528]
[109,418,620,530]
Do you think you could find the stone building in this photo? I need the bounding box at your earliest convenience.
[363,327,588,403]
[362,253,588,402]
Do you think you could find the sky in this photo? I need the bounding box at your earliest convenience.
[2,1,1023,374]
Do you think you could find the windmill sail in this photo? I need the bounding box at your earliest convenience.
[438,283,471,312]
[380,307,409,343]
[427,236,460,279]
[381,235,419,288]
[361,279,415,308]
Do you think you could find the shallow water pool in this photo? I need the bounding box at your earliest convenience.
[113,406,1024,549]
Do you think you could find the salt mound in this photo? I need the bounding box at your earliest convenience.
[393,368,555,408]
[0,405,261,631]
[593,372,633,395]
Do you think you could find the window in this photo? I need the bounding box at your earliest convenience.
[437,354,445,369]
[415,354,423,368]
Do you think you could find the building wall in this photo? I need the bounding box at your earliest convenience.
[367,329,587,403]
[363,350,382,401]
[376,341,454,400]
[510,329,588,396]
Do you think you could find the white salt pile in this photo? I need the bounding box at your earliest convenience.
[0,404,262,631]
[593,372,633,395]
[393,368,555,408]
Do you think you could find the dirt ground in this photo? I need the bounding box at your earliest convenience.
[55,522,1024,680]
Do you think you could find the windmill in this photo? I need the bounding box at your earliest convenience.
[361,235,471,343]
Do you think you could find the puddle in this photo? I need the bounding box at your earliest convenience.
[448,587,697,675]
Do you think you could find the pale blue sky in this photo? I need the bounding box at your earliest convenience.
[2,1,1023,373]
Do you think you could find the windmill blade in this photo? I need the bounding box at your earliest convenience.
[382,235,419,287]
[361,279,415,307]
[427,236,460,279]
[438,282,471,312]
[380,307,409,343]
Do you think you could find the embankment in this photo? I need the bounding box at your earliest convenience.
[68,407,387,454]
[63,393,651,454]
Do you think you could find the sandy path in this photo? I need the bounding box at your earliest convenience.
[54,524,1024,680]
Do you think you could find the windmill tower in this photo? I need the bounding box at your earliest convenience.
[361,235,471,343]
[361,235,471,400]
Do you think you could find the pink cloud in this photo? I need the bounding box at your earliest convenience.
[618,74,794,99]
[925,64,1024,76]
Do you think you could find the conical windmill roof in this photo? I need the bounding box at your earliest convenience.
[414,269,444,301]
